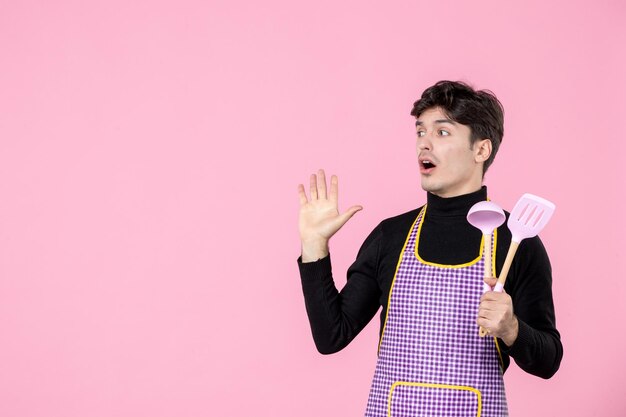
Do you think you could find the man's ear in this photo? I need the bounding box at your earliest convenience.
[474,139,492,163]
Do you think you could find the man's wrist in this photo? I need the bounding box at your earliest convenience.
[502,315,519,347]
[301,239,329,263]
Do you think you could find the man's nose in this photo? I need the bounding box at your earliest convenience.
[417,133,432,150]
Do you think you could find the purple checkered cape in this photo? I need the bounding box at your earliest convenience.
[364,206,508,416]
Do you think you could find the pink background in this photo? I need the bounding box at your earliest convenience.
[1,1,625,416]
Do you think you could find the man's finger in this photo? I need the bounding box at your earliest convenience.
[329,175,338,203]
[481,291,506,302]
[309,174,318,200]
[317,169,327,200]
[483,277,497,288]
[337,205,363,226]
[478,302,498,315]
[298,184,308,206]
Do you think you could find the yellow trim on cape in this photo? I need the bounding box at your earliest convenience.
[388,381,482,417]
[377,212,421,353]
[494,336,505,372]
[414,204,494,268]
[491,226,498,277]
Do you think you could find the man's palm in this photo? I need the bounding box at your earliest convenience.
[298,170,362,244]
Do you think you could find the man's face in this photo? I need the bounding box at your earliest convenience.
[415,107,485,198]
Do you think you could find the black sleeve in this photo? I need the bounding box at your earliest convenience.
[297,225,383,354]
[500,236,563,379]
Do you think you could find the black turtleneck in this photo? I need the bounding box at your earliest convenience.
[297,186,563,379]
[419,187,487,264]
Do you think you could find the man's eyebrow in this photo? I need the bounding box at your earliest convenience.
[415,119,457,126]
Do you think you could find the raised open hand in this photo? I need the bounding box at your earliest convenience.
[298,169,362,262]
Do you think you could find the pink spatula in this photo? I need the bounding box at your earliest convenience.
[479,193,556,337]
[494,193,556,292]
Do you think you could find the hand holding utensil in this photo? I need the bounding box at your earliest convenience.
[479,193,556,338]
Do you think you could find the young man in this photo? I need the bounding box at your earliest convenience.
[296,81,562,416]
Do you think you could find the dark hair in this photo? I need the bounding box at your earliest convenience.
[410,80,504,174]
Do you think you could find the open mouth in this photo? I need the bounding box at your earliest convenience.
[420,159,437,172]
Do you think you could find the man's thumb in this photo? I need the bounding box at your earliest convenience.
[483,277,498,289]
[339,205,363,224]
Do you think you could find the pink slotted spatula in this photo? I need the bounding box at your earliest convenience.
[480,193,556,337]
[494,193,556,292]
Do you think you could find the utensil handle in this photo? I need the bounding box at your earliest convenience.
[495,241,520,290]
[479,241,520,337]
[479,233,493,337]
[483,233,492,279]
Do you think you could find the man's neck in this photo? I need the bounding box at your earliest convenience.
[429,185,483,199]
[426,186,487,214]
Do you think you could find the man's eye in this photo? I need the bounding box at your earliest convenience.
[439,129,450,136]
[417,131,426,137]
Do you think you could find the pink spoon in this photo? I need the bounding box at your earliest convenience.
[467,201,506,282]
[467,201,506,337]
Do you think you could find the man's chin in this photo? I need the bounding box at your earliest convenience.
[420,180,452,198]
[420,179,439,194]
